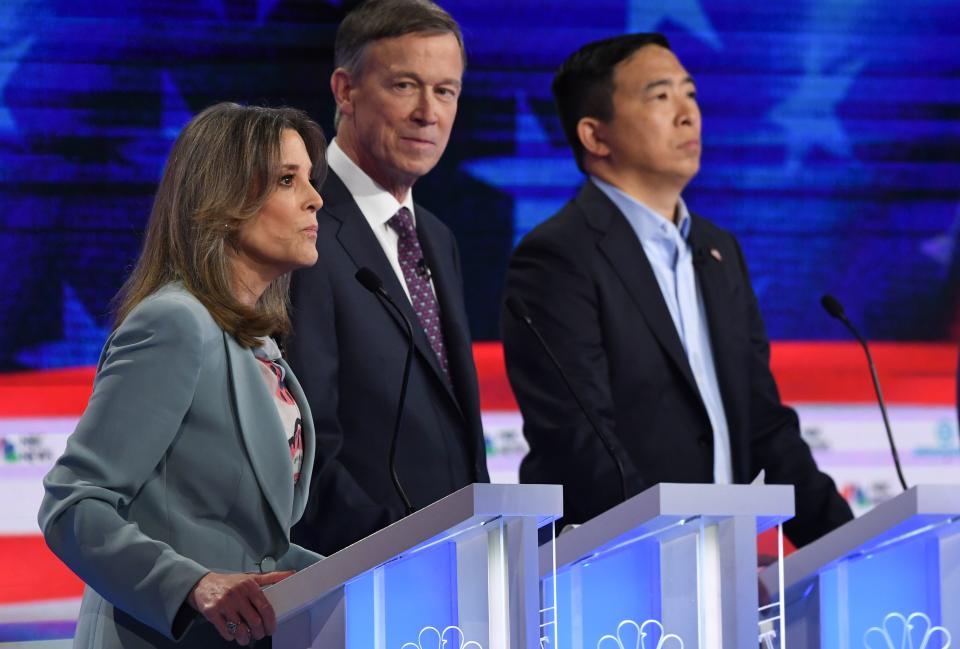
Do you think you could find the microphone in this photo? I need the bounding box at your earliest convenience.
[504,296,628,503]
[820,294,908,491]
[355,267,415,515]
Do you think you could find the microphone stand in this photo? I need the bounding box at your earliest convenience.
[821,295,908,491]
[505,296,629,503]
[356,268,416,515]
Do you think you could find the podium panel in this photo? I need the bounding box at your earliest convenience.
[265,484,562,649]
[764,484,959,649]
[543,483,795,649]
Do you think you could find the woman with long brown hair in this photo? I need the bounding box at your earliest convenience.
[39,102,326,648]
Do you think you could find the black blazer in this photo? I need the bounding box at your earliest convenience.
[288,170,490,555]
[501,181,852,548]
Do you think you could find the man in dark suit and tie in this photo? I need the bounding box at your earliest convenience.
[501,33,852,547]
[288,0,489,555]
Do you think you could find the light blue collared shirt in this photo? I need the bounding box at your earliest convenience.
[591,176,733,484]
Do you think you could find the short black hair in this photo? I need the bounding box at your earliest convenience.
[552,33,670,172]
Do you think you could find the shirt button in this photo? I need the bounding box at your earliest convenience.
[259,556,277,573]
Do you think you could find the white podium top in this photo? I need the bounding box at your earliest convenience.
[265,483,562,621]
[764,483,960,601]
[544,482,795,574]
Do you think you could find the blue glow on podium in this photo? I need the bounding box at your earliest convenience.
[819,530,948,648]
[345,542,458,649]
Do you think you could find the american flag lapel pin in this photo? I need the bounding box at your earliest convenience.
[710,248,723,262]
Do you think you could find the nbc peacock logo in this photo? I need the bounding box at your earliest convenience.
[863,612,951,649]
[400,625,482,649]
[596,619,684,649]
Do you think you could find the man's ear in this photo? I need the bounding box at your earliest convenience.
[577,117,610,159]
[330,68,355,117]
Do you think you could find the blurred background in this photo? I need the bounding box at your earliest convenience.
[1,0,958,643]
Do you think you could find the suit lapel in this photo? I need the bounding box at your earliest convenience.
[323,171,460,408]
[324,172,405,304]
[582,182,700,397]
[223,334,294,532]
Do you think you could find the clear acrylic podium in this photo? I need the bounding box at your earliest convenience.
[542,483,795,649]
[264,483,563,649]
[761,484,960,649]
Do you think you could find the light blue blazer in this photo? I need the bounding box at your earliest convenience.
[39,283,322,648]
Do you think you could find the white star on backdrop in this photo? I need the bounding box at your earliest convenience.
[255,0,282,24]
[461,92,580,243]
[161,70,193,140]
[768,43,865,174]
[921,207,960,268]
[0,37,32,134]
[117,71,190,179]
[198,0,284,24]
[16,284,110,369]
[627,0,722,50]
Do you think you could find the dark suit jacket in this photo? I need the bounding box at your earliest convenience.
[288,170,490,555]
[501,181,852,548]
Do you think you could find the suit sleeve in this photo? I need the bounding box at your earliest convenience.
[38,296,211,640]
[287,265,395,555]
[501,230,643,523]
[732,239,854,547]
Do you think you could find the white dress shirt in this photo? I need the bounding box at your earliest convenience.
[326,139,436,304]
[592,176,733,484]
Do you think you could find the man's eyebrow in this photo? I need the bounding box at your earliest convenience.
[392,69,463,88]
[643,76,696,92]
[643,79,671,92]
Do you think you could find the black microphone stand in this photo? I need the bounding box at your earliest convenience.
[821,294,908,491]
[356,268,416,515]
[505,296,629,503]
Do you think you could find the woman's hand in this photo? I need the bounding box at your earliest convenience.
[187,570,294,645]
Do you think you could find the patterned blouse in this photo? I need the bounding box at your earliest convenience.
[252,337,303,484]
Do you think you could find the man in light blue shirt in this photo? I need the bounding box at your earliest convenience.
[501,32,852,547]
[592,178,733,484]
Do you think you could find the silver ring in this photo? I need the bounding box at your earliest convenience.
[225,621,238,635]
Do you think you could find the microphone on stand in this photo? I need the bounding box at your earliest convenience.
[820,294,908,491]
[355,267,415,515]
[505,296,629,503]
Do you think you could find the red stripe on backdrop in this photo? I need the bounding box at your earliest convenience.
[769,342,957,405]
[0,342,956,416]
[1,341,954,602]
[0,535,83,604]
[474,341,958,410]
[0,367,96,417]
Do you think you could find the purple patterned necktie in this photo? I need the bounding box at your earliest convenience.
[388,207,449,377]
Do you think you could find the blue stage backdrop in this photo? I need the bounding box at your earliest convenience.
[1,0,958,370]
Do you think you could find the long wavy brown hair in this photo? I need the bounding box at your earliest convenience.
[113,102,327,347]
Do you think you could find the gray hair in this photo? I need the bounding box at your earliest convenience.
[333,0,466,128]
